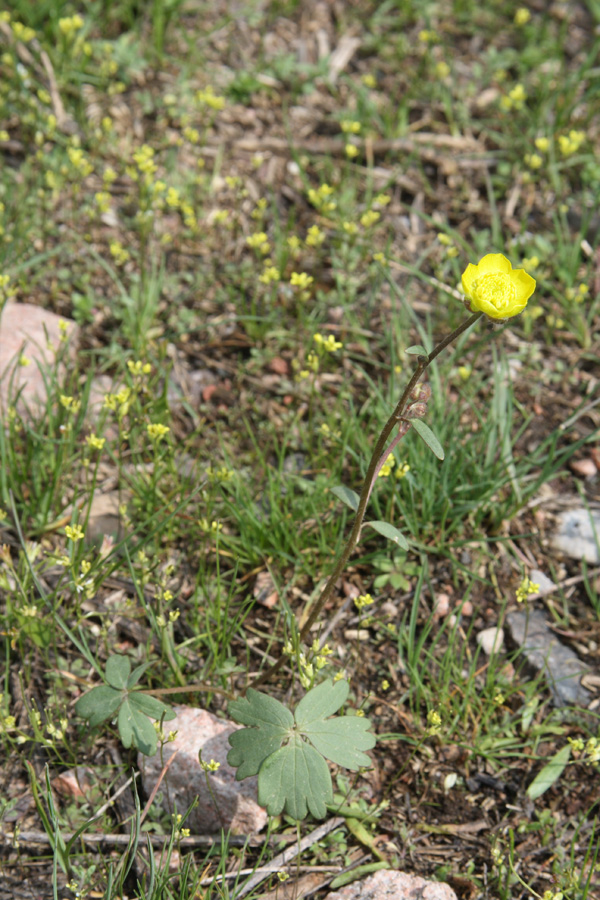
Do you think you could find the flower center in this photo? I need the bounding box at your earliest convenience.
[474,273,515,311]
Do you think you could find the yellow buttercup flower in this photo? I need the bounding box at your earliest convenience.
[461,254,535,319]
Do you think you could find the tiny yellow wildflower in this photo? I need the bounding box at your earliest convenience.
[313,333,342,352]
[500,83,527,111]
[381,679,390,691]
[65,524,85,542]
[345,143,359,159]
[246,232,270,251]
[110,240,130,266]
[360,209,380,228]
[86,434,105,451]
[427,709,442,733]
[418,30,437,43]
[18,355,31,367]
[354,593,374,610]
[259,265,280,284]
[516,576,540,603]
[343,221,359,236]
[147,423,170,441]
[435,61,450,79]
[395,462,410,479]
[514,8,531,25]
[524,153,543,169]
[290,272,314,290]
[166,187,180,208]
[94,191,111,213]
[306,224,325,246]
[341,120,361,134]
[361,73,377,88]
[534,137,549,153]
[196,86,225,110]
[558,129,585,156]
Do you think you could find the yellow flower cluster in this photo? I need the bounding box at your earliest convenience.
[110,240,130,266]
[86,434,105,451]
[65,524,85,542]
[313,332,342,352]
[516,576,540,603]
[246,231,270,253]
[360,209,380,228]
[58,14,84,38]
[259,265,279,284]
[67,147,93,177]
[354,593,374,610]
[290,271,314,290]
[11,21,36,42]
[308,183,336,213]
[566,283,588,303]
[196,85,225,110]
[500,83,527,111]
[341,120,361,134]
[377,453,396,478]
[558,129,585,156]
[147,423,170,441]
[306,225,325,246]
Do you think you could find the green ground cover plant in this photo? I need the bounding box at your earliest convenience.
[0,1,599,898]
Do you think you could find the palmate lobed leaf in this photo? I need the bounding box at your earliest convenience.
[228,679,375,819]
[229,688,294,729]
[105,654,131,690]
[228,723,286,779]
[303,716,375,769]
[294,678,349,726]
[128,691,176,722]
[257,735,333,820]
[118,698,158,756]
[75,685,122,728]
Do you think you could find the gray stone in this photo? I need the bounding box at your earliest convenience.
[506,609,592,707]
[326,870,458,900]
[529,569,556,596]
[0,303,78,410]
[551,508,600,564]
[138,705,268,835]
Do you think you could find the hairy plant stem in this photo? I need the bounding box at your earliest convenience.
[249,311,483,690]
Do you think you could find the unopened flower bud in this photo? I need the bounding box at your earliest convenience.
[405,402,428,418]
[410,383,432,403]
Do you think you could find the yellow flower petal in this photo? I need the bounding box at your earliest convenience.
[509,268,536,306]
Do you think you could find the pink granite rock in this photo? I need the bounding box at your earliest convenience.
[0,303,78,410]
[138,705,268,835]
[326,870,458,900]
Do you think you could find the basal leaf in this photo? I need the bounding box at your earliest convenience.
[105,655,131,690]
[331,485,360,512]
[75,685,122,728]
[526,744,571,800]
[411,419,445,460]
[228,724,286,779]
[257,736,333,820]
[129,692,176,722]
[364,520,409,550]
[118,698,158,756]
[229,688,294,730]
[294,678,349,727]
[304,716,376,769]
